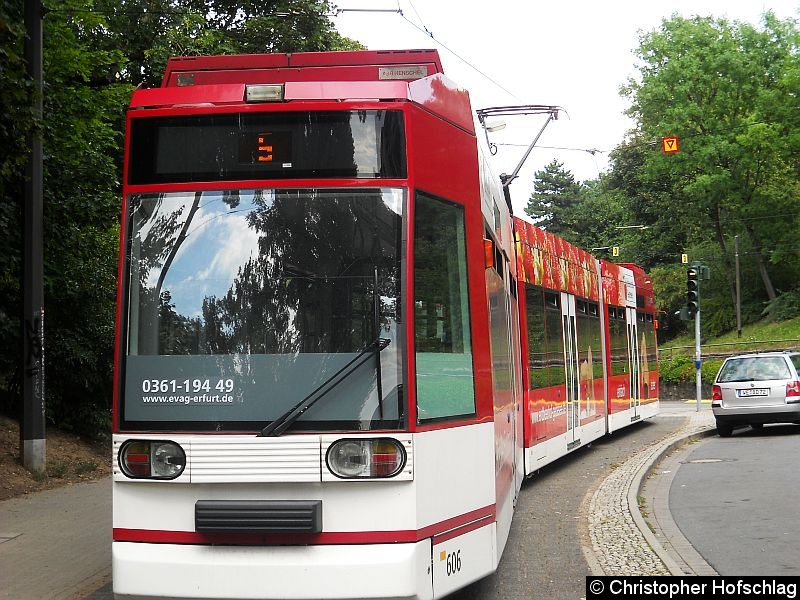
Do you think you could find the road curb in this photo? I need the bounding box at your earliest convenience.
[627,424,717,575]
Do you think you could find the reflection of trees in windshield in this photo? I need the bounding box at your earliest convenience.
[129,189,402,358]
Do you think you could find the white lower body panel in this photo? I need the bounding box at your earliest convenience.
[638,399,659,422]
[113,540,434,600]
[432,524,495,599]
[608,400,659,433]
[524,417,606,475]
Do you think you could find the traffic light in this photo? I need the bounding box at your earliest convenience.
[686,267,700,317]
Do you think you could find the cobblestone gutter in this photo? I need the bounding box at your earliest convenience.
[584,413,715,576]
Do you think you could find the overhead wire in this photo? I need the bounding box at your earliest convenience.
[403,0,434,38]
[392,0,521,101]
[499,143,607,155]
[45,3,790,174]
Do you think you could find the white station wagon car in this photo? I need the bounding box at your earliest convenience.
[712,351,800,437]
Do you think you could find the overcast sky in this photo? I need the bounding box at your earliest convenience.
[332,1,799,215]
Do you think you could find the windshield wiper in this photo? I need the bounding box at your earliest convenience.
[257,337,391,437]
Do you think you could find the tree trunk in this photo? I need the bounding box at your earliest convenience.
[711,205,737,311]
[743,222,777,302]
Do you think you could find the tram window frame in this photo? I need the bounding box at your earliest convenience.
[524,284,549,390]
[128,110,407,184]
[609,305,629,376]
[637,309,658,399]
[576,297,603,403]
[414,191,476,423]
[544,292,565,387]
[544,291,560,310]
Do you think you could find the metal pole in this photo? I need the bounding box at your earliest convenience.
[735,234,742,339]
[22,0,46,472]
[695,309,701,413]
[501,112,556,188]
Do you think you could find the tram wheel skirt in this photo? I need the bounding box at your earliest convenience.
[112,540,434,600]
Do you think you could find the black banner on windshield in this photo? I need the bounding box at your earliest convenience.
[128,110,406,184]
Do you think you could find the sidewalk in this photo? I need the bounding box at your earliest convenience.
[584,401,717,576]
[0,478,111,599]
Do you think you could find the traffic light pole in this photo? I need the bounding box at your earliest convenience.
[686,263,703,413]
[694,309,702,413]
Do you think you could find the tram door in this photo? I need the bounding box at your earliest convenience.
[561,293,580,445]
[626,307,641,418]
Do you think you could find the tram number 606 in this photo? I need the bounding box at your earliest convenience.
[445,550,461,576]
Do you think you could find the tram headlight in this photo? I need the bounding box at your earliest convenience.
[326,438,406,479]
[119,440,186,480]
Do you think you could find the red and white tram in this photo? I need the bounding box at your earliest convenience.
[112,49,658,599]
[515,224,659,472]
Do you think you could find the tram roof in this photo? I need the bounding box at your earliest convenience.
[161,49,445,87]
[128,49,474,134]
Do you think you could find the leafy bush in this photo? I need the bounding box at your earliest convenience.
[701,359,723,383]
[659,355,694,384]
[762,289,800,322]
[659,355,722,384]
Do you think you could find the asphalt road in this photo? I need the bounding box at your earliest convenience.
[450,414,686,600]
[668,422,800,576]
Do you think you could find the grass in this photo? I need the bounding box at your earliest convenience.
[47,461,70,478]
[74,459,98,475]
[660,315,800,357]
[637,495,656,534]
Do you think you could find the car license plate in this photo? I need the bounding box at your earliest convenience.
[738,388,768,397]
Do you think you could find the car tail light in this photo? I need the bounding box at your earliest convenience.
[712,385,722,401]
[786,381,800,401]
[119,440,186,480]
[326,438,406,479]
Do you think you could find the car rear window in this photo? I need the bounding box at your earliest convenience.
[791,355,800,373]
[717,356,792,383]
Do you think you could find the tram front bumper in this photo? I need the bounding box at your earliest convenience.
[112,540,433,600]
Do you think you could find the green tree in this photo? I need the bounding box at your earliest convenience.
[525,159,582,238]
[0,0,364,434]
[561,178,627,254]
[607,13,800,336]
[0,0,32,397]
[93,0,362,87]
[621,14,799,304]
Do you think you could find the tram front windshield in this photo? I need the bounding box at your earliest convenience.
[122,188,405,432]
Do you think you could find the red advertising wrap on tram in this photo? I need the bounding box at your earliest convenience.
[111,48,658,600]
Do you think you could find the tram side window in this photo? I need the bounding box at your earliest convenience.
[609,307,628,376]
[544,293,565,387]
[577,300,602,408]
[639,311,657,398]
[646,315,658,366]
[525,285,548,389]
[414,192,475,421]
